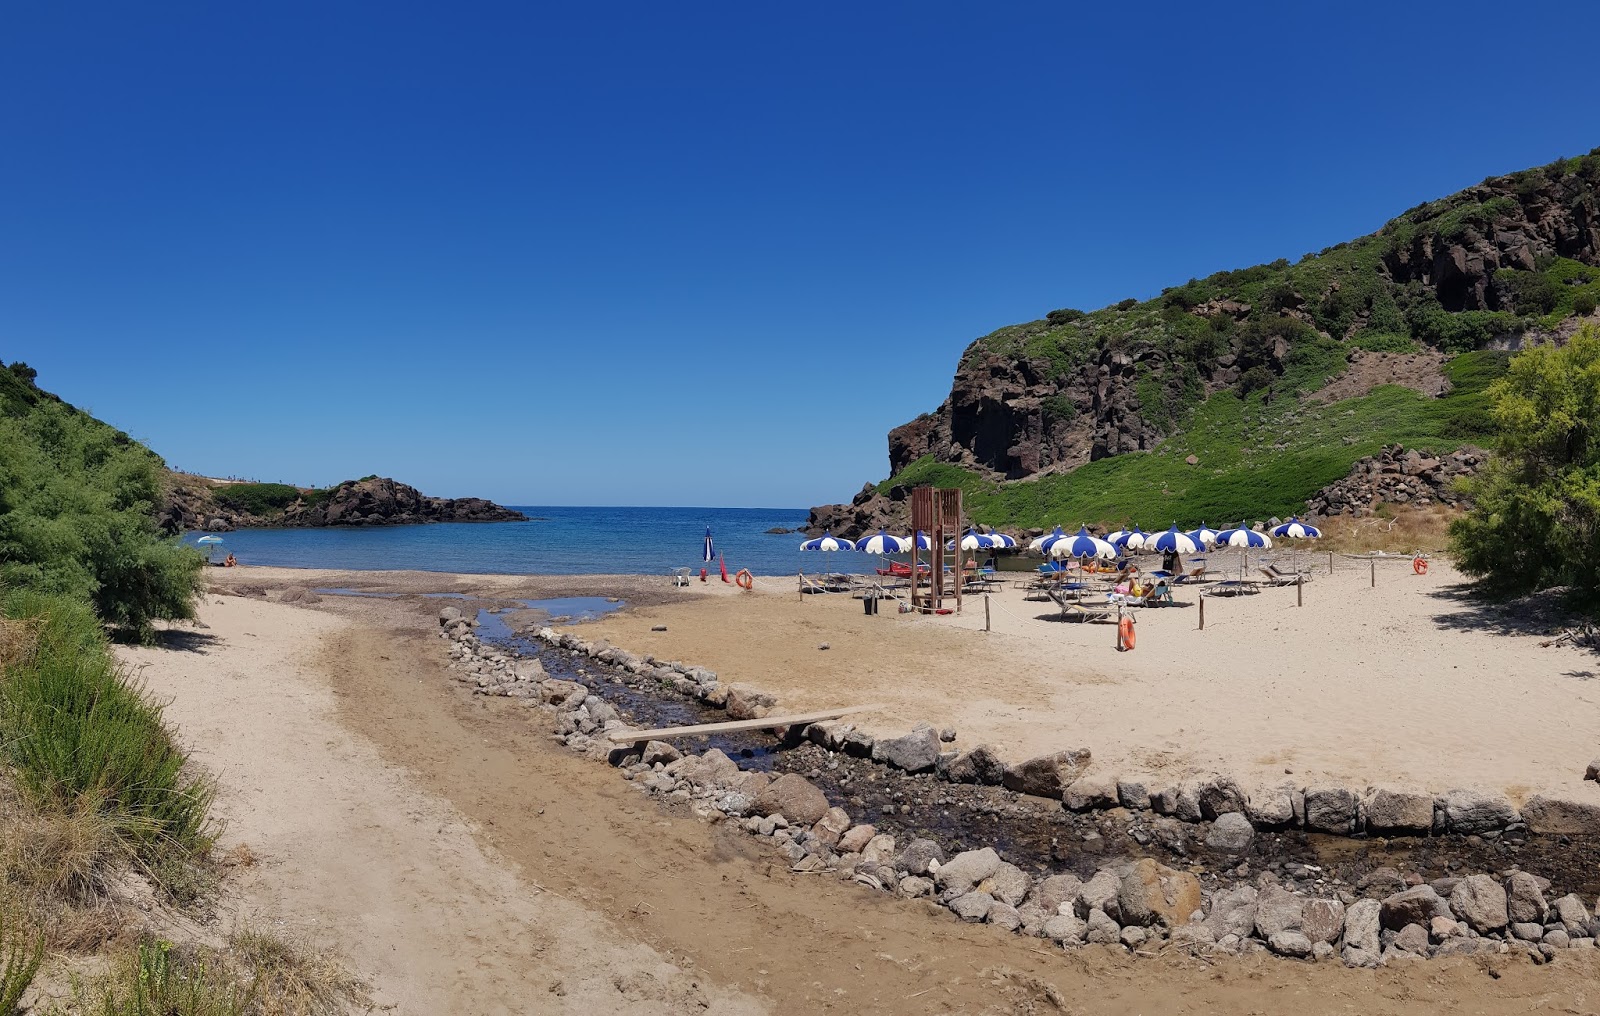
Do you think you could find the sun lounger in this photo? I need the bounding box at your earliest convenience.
[1206,579,1259,596]
[1266,564,1310,581]
[1258,568,1304,587]
[799,573,831,595]
[670,567,691,587]
[1173,566,1208,584]
[1047,588,1114,622]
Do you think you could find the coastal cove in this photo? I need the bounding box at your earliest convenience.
[182,505,823,576]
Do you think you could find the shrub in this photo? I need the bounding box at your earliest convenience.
[1576,291,1597,316]
[1494,268,1562,315]
[0,386,202,641]
[0,591,215,861]
[1045,308,1085,326]
[90,939,252,1016]
[1449,326,1600,603]
[212,483,302,517]
[1114,298,1138,311]
[1350,330,1419,353]
[0,907,41,1016]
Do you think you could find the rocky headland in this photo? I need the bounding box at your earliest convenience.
[163,473,526,532]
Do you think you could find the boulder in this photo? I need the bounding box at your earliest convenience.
[1354,866,1408,898]
[1303,784,1357,834]
[1077,870,1121,920]
[1244,783,1299,828]
[812,807,852,848]
[1588,759,1600,782]
[986,902,1021,932]
[1197,775,1247,819]
[1554,894,1593,935]
[678,748,741,788]
[724,684,776,721]
[1363,786,1434,835]
[1268,931,1313,958]
[1117,859,1202,928]
[948,892,994,923]
[1204,812,1255,854]
[1380,886,1451,930]
[755,774,830,825]
[1520,792,1600,836]
[1042,913,1087,946]
[1506,871,1549,924]
[1027,874,1085,916]
[944,744,1007,785]
[1002,748,1092,798]
[1302,899,1346,945]
[1510,921,1544,942]
[641,740,681,766]
[837,824,876,855]
[1392,923,1431,955]
[871,724,941,773]
[1063,775,1119,811]
[1442,788,1515,834]
[1449,874,1508,932]
[862,834,896,864]
[1254,886,1305,938]
[980,863,1031,908]
[1116,779,1151,810]
[933,848,1001,895]
[1204,885,1259,940]
[1085,909,1121,944]
[892,838,944,876]
[1341,899,1382,967]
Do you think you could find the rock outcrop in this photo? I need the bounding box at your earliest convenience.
[164,474,525,532]
[1305,443,1486,517]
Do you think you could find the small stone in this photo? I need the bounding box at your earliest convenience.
[987,902,1022,931]
[837,824,876,854]
[899,876,934,898]
[1393,923,1430,955]
[1544,928,1571,949]
[1119,926,1148,948]
[641,740,682,766]
[892,838,943,875]
[1077,870,1121,919]
[1511,921,1544,942]
[1587,759,1600,782]
[934,848,1001,895]
[650,625,668,632]
[1116,779,1151,810]
[1042,913,1087,945]
[1026,874,1085,916]
[1430,916,1461,940]
[1311,941,1335,961]
[812,807,852,848]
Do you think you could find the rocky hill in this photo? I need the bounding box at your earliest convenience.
[162,474,526,532]
[810,149,1600,536]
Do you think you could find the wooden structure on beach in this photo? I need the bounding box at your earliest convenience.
[910,486,962,614]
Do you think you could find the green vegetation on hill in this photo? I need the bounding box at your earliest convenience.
[885,351,1510,529]
[0,362,203,640]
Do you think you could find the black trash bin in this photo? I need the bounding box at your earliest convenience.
[863,594,878,616]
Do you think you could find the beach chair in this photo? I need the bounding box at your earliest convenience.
[1130,582,1175,607]
[1173,566,1208,584]
[1047,589,1114,623]
[1266,564,1310,582]
[799,573,830,595]
[670,567,691,587]
[1258,568,1303,587]
[1207,579,1260,597]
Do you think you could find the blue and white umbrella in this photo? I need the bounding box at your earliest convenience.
[947,529,1008,552]
[1148,524,1199,556]
[911,530,935,551]
[196,535,225,545]
[987,532,1019,549]
[1109,526,1149,550]
[800,532,854,552]
[1217,526,1272,581]
[1049,527,1117,561]
[703,527,716,564]
[1029,526,1069,553]
[1187,523,1220,548]
[1270,517,1322,540]
[855,530,911,554]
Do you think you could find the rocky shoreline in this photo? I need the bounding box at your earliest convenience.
[164,475,525,532]
[434,606,1600,969]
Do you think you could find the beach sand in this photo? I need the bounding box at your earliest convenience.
[127,575,1600,1013]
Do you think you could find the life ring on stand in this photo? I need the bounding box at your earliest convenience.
[735,569,754,590]
[1118,615,1136,652]
[1412,556,1428,575]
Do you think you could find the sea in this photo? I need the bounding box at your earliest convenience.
[179,505,874,576]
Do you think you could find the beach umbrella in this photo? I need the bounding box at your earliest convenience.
[1109,526,1148,550]
[196,535,224,545]
[855,529,911,554]
[1217,527,1272,581]
[1148,524,1199,556]
[703,527,715,564]
[1187,523,1220,548]
[1269,516,1322,575]
[1049,527,1117,561]
[800,532,854,552]
[911,530,935,550]
[987,533,1019,549]
[948,529,1003,552]
[1030,526,1069,553]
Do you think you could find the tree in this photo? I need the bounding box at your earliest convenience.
[1449,325,1600,604]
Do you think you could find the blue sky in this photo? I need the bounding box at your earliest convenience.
[3,2,1596,508]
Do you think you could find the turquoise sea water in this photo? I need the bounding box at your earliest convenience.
[181,505,889,576]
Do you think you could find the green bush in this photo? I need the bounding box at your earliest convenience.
[0,591,216,860]
[1576,292,1597,316]
[213,483,303,517]
[0,371,202,640]
[1450,327,1600,603]
[1045,308,1085,326]
[92,940,253,1016]
[0,908,41,1016]
[1350,330,1419,353]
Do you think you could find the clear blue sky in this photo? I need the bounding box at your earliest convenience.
[3,3,1596,508]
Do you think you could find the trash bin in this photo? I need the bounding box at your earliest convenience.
[863,594,878,616]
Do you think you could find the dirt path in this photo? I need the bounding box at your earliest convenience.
[127,587,1600,1014]
[122,595,764,1016]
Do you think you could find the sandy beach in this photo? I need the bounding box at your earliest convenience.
[120,573,1600,1012]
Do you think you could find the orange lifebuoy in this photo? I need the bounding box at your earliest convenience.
[1413,556,1428,575]
[1118,615,1136,652]
[735,569,754,590]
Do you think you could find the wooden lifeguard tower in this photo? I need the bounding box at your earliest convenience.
[909,486,962,614]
